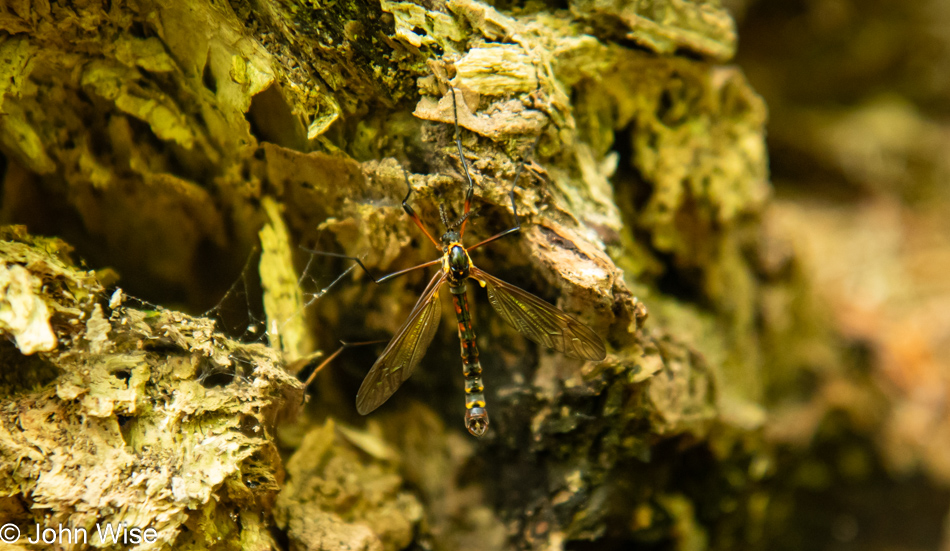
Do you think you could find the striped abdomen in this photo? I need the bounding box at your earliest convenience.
[450,281,488,437]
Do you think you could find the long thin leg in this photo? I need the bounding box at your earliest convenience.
[398,167,442,251]
[301,344,346,388]
[467,226,521,251]
[450,86,477,238]
[468,132,544,251]
[301,339,388,388]
[302,249,441,284]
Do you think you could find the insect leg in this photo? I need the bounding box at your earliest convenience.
[450,86,477,238]
[299,339,390,389]
[400,167,442,250]
[302,250,440,284]
[467,132,544,251]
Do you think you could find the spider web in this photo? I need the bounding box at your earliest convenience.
[102,245,354,387]
[201,246,356,382]
[206,246,353,339]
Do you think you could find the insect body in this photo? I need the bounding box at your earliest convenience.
[355,224,606,436]
[349,88,607,437]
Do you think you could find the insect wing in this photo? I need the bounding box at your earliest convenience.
[355,272,447,414]
[472,267,606,361]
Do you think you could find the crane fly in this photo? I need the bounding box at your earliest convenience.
[331,87,607,437]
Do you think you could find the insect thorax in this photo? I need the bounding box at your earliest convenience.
[443,243,471,283]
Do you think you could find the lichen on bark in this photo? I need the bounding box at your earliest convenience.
[0,227,301,549]
[0,0,857,549]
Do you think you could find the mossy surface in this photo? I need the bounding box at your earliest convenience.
[0,227,300,549]
[2,0,921,550]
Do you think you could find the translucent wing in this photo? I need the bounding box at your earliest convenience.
[471,267,606,361]
[356,271,446,414]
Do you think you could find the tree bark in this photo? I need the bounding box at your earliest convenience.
[0,1,862,550]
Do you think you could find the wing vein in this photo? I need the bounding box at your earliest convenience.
[472,267,606,361]
[355,271,447,414]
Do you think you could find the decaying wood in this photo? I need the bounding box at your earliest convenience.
[0,227,300,549]
[3,0,927,550]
